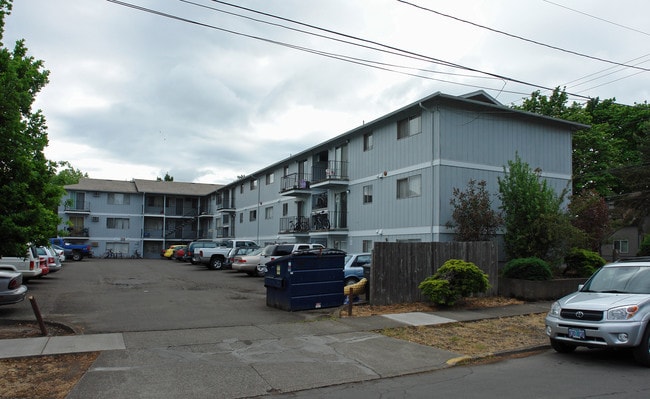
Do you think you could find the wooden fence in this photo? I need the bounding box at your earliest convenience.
[368,241,499,306]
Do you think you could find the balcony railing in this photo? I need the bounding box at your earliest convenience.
[312,160,349,184]
[280,173,311,192]
[66,227,89,237]
[65,202,90,213]
[279,212,347,234]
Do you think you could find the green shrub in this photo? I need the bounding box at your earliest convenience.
[419,259,490,306]
[638,235,650,256]
[563,248,605,277]
[502,257,552,281]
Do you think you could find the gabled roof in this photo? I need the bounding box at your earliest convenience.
[64,178,221,196]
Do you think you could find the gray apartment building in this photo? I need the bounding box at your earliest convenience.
[58,90,586,258]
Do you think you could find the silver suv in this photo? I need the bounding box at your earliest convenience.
[545,257,650,366]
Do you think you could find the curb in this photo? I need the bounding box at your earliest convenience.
[447,344,551,366]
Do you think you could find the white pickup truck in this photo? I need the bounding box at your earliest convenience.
[197,239,258,270]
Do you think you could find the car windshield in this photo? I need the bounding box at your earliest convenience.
[582,266,650,294]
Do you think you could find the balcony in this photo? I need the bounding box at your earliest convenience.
[216,198,235,211]
[279,212,347,235]
[310,161,349,189]
[280,173,312,196]
[64,202,91,214]
[66,227,89,237]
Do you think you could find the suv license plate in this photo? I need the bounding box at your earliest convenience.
[568,328,586,340]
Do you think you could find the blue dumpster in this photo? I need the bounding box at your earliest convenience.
[264,248,345,311]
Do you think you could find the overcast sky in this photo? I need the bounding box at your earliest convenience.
[4,0,650,184]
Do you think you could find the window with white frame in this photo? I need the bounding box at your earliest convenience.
[239,212,243,223]
[363,132,373,151]
[108,193,130,205]
[249,210,257,221]
[397,114,422,139]
[266,173,275,185]
[614,240,629,254]
[282,203,288,216]
[106,218,130,229]
[265,207,273,219]
[362,240,373,252]
[250,179,258,190]
[363,185,373,204]
[397,175,422,199]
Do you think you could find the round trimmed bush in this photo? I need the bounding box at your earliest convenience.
[502,257,552,281]
[638,234,650,256]
[564,248,605,277]
[419,259,490,306]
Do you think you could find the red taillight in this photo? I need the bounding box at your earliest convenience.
[29,261,35,270]
[48,257,55,264]
[199,250,203,257]
[8,277,20,290]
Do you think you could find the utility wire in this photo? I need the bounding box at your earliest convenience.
[543,0,650,37]
[107,0,530,96]
[203,0,590,98]
[398,0,650,73]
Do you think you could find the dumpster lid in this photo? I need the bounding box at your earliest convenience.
[291,248,346,257]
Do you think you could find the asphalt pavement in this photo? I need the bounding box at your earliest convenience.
[0,301,552,399]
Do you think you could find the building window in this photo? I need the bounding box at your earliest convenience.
[363,132,373,151]
[362,240,373,252]
[106,218,130,229]
[266,173,275,185]
[249,210,257,222]
[397,175,422,199]
[265,207,273,219]
[250,179,258,190]
[397,114,422,139]
[108,193,130,205]
[240,184,244,194]
[363,185,373,204]
[283,165,289,176]
[614,240,629,254]
[282,203,288,216]
[239,212,243,223]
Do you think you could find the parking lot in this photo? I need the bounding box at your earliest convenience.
[0,258,332,334]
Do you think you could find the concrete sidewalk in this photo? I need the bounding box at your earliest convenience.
[0,302,551,398]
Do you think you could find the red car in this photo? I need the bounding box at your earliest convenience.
[172,246,187,261]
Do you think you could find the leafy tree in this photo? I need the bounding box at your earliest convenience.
[446,179,502,241]
[51,160,88,186]
[157,172,173,181]
[568,189,609,253]
[0,0,63,256]
[497,154,578,263]
[563,248,605,278]
[501,257,552,281]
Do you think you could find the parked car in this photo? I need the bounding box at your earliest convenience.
[186,240,222,264]
[0,245,42,281]
[545,257,650,366]
[231,247,265,276]
[50,244,66,262]
[162,245,186,259]
[37,246,62,273]
[0,269,28,306]
[49,238,93,261]
[344,253,371,286]
[254,243,325,277]
[224,246,260,270]
[171,245,187,261]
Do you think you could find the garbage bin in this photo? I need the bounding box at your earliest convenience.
[264,248,345,311]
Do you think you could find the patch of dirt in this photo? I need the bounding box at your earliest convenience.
[341,296,549,358]
[0,321,98,399]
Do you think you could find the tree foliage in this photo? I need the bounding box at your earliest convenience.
[0,0,63,256]
[446,179,502,241]
[568,189,609,253]
[497,154,579,263]
[419,259,489,306]
[51,161,88,186]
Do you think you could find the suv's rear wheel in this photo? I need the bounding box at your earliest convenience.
[633,325,650,366]
[550,338,576,353]
[72,251,82,261]
[208,256,223,270]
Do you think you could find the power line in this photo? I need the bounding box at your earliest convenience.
[542,0,650,37]
[398,0,650,73]
[202,0,590,98]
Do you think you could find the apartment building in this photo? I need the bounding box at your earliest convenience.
[59,90,586,257]
[59,179,221,258]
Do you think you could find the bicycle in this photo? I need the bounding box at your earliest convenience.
[103,249,115,259]
[131,249,142,259]
[313,212,330,230]
[289,218,309,232]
